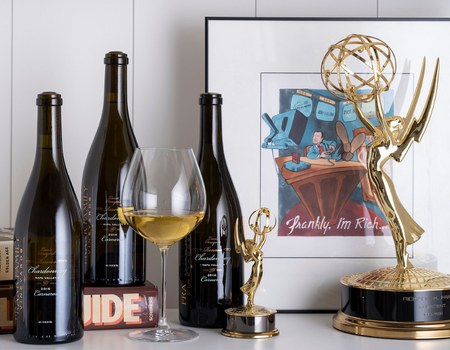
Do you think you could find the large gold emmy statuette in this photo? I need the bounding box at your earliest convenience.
[221,208,279,339]
[321,34,450,339]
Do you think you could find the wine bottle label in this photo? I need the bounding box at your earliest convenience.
[180,235,191,306]
[194,216,231,283]
[14,237,24,323]
[15,236,72,325]
[82,185,93,270]
[28,247,70,295]
[96,196,127,244]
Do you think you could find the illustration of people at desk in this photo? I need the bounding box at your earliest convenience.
[262,111,371,229]
[260,87,392,237]
[304,122,365,163]
[305,130,337,159]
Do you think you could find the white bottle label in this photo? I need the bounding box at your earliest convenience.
[195,216,231,283]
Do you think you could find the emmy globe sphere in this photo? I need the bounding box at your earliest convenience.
[321,34,397,103]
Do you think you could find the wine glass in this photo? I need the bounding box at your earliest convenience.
[121,148,206,342]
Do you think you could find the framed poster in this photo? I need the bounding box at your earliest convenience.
[206,18,450,311]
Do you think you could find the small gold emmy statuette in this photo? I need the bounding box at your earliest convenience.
[221,208,279,339]
[321,34,450,339]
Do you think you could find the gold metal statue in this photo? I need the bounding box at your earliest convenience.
[321,34,450,340]
[221,208,279,339]
[322,34,439,270]
[235,207,275,309]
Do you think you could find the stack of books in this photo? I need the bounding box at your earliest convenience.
[83,282,158,330]
[0,228,14,334]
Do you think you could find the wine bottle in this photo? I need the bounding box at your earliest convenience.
[179,93,244,328]
[82,51,146,285]
[14,92,83,344]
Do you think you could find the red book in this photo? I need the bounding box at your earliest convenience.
[292,152,300,164]
[83,281,158,330]
[0,284,14,334]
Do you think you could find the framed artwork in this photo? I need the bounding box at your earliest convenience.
[206,17,450,310]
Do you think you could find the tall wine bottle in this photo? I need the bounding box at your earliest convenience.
[14,92,83,344]
[82,51,146,285]
[179,93,244,328]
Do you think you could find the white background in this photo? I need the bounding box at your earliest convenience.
[2,0,450,309]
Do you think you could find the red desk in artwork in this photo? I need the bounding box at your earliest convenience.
[275,156,367,227]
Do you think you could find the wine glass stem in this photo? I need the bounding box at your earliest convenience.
[158,247,169,330]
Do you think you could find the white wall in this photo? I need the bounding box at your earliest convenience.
[3,0,450,308]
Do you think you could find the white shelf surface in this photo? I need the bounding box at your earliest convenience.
[2,310,450,349]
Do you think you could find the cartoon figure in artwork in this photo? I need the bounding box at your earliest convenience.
[305,122,365,161]
[306,131,336,159]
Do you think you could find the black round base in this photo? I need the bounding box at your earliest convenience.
[342,284,450,323]
[334,283,450,339]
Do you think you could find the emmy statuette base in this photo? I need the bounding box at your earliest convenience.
[334,310,450,339]
[334,267,450,339]
[221,305,279,339]
[221,329,280,339]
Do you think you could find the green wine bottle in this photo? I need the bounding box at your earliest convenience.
[14,92,83,344]
[82,51,146,285]
[179,93,244,328]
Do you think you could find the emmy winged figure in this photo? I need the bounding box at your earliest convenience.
[234,208,275,309]
[321,34,439,269]
[323,33,450,340]
[221,208,279,338]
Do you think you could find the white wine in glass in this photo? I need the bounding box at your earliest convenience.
[125,210,204,248]
[121,148,206,342]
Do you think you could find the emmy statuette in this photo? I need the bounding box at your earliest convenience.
[221,208,279,339]
[321,34,450,339]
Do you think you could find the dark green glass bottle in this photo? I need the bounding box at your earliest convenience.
[82,51,146,285]
[179,93,244,328]
[14,92,83,344]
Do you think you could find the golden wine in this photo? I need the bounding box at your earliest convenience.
[124,210,204,248]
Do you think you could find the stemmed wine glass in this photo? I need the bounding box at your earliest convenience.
[120,148,206,342]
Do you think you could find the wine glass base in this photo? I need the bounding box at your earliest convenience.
[128,328,199,342]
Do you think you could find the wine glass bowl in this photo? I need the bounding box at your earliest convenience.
[124,209,204,249]
[121,148,206,342]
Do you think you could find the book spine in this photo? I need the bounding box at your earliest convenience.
[0,285,14,334]
[0,240,13,282]
[83,285,158,330]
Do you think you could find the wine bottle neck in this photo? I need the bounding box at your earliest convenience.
[36,105,64,165]
[199,104,225,156]
[102,64,129,118]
